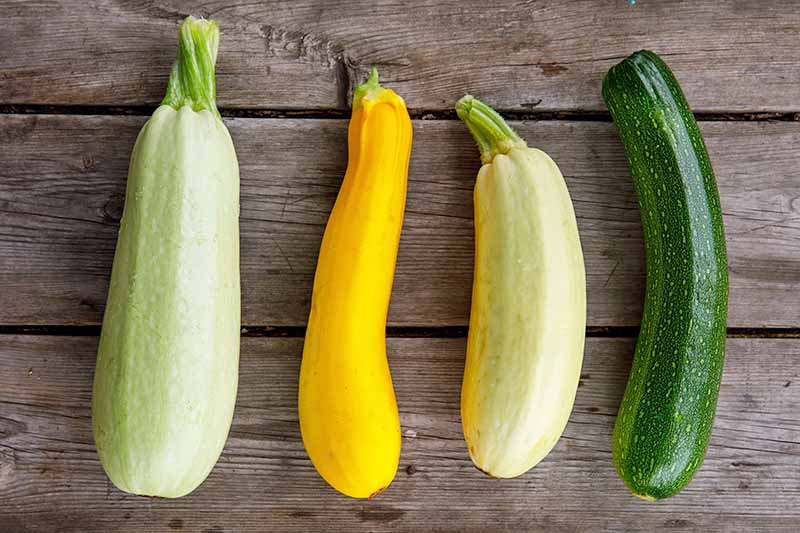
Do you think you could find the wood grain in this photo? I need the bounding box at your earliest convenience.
[0,335,797,531]
[3,1,800,112]
[0,115,798,328]
[2,2,798,531]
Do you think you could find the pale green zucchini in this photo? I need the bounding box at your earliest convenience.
[92,17,240,498]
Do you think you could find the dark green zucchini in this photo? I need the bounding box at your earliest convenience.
[602,50,728,500]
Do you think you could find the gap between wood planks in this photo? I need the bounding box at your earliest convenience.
[0,325,798,338]
[2,104,800,122]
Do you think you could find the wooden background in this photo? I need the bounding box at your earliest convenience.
[1,1,799,531]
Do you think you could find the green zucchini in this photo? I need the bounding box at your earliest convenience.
[92,17,240,498]
[602,50,728,500]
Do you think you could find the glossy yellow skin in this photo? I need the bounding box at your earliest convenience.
[298,72,411,498]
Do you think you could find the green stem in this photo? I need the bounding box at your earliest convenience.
[455,95,526,164]
[162,16,220,118]
[352,67,383,108]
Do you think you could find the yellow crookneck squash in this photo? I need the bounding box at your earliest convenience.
[298,68,412,498]
[457,96,586,478]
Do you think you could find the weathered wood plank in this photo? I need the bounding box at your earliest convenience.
[1,115,797,327]
[0,336,797,531]
[3,1,800,112]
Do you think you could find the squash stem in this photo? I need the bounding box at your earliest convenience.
[162,16,220,118]
[352,67,384,108]
[456,95,526,164]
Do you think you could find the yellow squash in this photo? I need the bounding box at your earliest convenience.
[298,68,412,498]
[458,96,586,478]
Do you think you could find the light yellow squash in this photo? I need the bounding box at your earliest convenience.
[458,96,586,478]
[298,68,412,498]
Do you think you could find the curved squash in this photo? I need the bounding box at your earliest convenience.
[458,96,586,478]
[298,69,412,498]
[604,50,728,501]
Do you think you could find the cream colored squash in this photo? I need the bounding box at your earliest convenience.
[458,96,586,478]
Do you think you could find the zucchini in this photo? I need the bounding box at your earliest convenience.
[298,69,411,498]
[92,17,240,498]
[457,96,586,478]
[603,50,728,500]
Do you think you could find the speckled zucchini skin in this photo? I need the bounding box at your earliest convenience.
[603,50,728,500]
